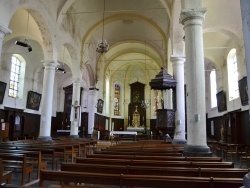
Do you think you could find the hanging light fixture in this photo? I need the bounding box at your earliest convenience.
[96,0,109,54]
[56,46,66,74]
[15,11,32,52]
[141,41,149,109]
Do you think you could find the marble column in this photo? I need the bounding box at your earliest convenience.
[38,61,58,140]
[0,25,11,78]
[171,56,187,144]
[87,88,98,135]
[240,0,250,113]
[180,8,211,156]
[69,79,82,138]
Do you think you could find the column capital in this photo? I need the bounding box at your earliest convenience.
[0,24,12,36]
[180,8,207,26]
[88,88,98,95]
[170,56,185,63]
[42,60,59,69]
[72,78,82,84]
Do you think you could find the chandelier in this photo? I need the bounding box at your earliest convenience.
[96,0,109,54]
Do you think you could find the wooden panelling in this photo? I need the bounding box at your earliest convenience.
[111,118,124,131]
[207,110,249,145]
[0,109,40,139]
[95,113,106,131]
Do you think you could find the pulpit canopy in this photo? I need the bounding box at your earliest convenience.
[149,67,177,90]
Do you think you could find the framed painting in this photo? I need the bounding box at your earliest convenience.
[238,76,248,106]
[97,99,104,114]
[0,81,7,104]
[216,91,227,112]
[64,92,72,113]
[26,91,42,110]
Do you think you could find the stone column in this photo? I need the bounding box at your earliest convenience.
[240,0,250,114]
[180,8,211,156]
[69,79,82,138]
[87,88,98,135]
[38,61,58,140]
[0,25,11,78]
[171,56,187,144]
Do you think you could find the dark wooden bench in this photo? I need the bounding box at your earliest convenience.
[0,149,46,179]
[0,158,12,184]
[94,150,183,156]
[0,139,94,169]
[14,146,58,170]
[87,154,222,162]
[75,158,234,168]
[0,145,58,170]
[39,170,243,188]
[0,153,33,185]
[61,162,248,178]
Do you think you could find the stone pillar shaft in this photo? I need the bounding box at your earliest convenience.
[240,0,250,113]
[171,56,186,144]
[39,61,58,140]
[87,89,98,135]
[70,80,81,138]
[0,25,11,79]
[180,8,211,156]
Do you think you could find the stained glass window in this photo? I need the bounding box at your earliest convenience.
[114,84,120,116]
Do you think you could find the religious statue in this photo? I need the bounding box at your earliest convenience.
[132,105,140,127]
[71,100,81,127]
[133,91,140,102]
[220,124,225,142]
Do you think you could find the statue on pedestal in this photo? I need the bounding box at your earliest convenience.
[220,124,225,142]
[132,105,140,127]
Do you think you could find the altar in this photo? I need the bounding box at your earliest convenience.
[56,130,80,137]
[127,104,146,134]
[126,127,145,133]
[110,131,137,141]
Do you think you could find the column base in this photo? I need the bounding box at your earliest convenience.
[172,138,187,145]
[183,145,212,157]
[37,136,52,141]
[69,135,79,138]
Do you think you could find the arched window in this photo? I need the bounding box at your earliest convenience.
[9,55,25,98]
[210,68,217,108]
[114,84,120,116]
[227,48,239,101]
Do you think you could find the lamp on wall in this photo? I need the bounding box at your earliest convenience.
[56,46,66,74]
[15,11,32,52]
[15,39,32,52]
[56,67,66,74]
[96,0,109,54]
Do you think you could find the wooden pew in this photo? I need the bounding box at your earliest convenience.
[0,158,12,184]
[94,150,183,156]
[39,170,243,188]
[0,154,33,185]
[0,149,46,179]
[0,140,93,169]
[0,146,58,170]
[86,154,222,162]
[75,158,234,168]
[61,162,249,178]
[0,139,95,157]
